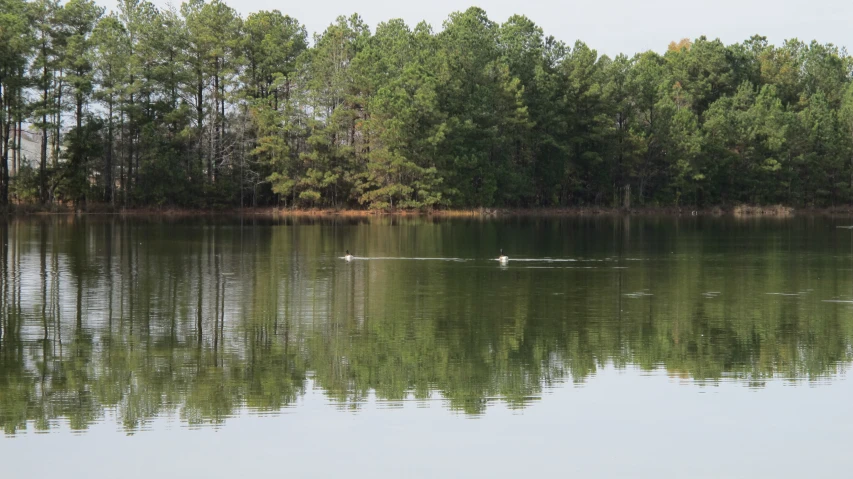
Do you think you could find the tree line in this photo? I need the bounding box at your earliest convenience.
[2,1,853,210]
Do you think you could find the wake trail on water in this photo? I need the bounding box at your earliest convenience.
[340,257,471,262]
[339,256,636,264]
[501,257,642,262]
[518,266,626,270]
[500,258,578,262]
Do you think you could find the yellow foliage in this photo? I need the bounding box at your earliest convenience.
[668,38,692,51]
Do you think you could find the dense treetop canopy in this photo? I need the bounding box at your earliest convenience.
[1,0,853,210]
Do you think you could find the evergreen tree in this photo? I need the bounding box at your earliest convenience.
[4,2,853,210]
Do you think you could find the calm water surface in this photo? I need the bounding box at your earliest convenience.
[2,215,853,477]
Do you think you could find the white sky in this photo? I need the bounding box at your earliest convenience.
[94,0,853,57]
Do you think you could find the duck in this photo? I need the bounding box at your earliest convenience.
[345,250,353,261]
[498,249,508,263]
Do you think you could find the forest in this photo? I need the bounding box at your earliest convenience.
[2,0,853,210]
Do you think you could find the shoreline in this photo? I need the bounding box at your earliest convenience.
[8,204,853,218]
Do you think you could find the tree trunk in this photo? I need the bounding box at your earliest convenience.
[38,37,49,204]
[197,71,205,180]
[1,121,10,207]
[213,58,220,183]
[127,92,134,204]
[2,85,11,206]
[119,110,125,203]
[15,117,22,176]
[40,116,48,204]
[54,68,62,166]
[76,93,82,131]
[39,58,49,202]
[106,99,113,203]
[10,114,17,178]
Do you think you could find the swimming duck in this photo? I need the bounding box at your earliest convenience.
[345,250,353,261]
[498,249,508,263]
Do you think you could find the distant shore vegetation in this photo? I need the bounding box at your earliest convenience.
[2,1,853,212]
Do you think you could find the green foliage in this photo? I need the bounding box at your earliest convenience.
[4,2,853,209]
[54,116,103,203]
[10,164,40,202]
[0,0,33,205]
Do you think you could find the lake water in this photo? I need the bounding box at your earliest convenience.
[2,215,853,477]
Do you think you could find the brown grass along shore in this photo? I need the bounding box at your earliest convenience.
[8,203,851,218]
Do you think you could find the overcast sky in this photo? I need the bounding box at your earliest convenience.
[94,0,853,57]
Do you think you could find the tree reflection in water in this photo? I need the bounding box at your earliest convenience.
[1,215,852,434]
